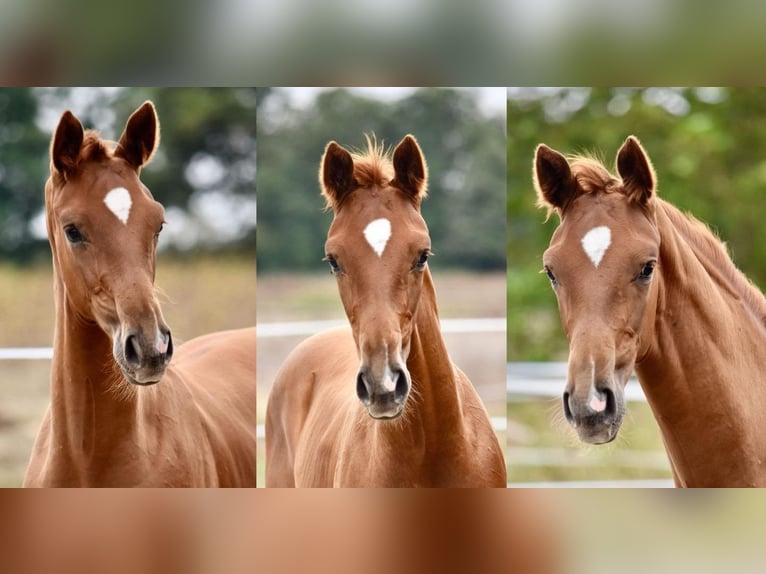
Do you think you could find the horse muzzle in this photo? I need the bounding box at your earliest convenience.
[563,379,625,444]
[114,326,174,386]
[356,363,410,419]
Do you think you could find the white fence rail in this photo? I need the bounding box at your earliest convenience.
[507,362,647,402]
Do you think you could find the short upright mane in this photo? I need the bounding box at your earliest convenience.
[351,135,394,189]
[569,156,622,195]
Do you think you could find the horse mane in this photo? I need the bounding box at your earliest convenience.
[350,134,393,189]
[658,200,766,327]
[568,155,623,195]
[81,130,112,162]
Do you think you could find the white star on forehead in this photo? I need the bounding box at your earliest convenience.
[363,218,391,257]
[581,226,611,267]
[104,187,132,225]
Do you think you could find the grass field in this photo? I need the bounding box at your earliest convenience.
[0,256,255,487]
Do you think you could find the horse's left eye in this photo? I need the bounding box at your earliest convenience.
[64,224,85,244]
[638,261,656,282]
[414,250,430,270]
[156,223,164,236]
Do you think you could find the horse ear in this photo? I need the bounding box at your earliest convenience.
[391,134,428,203]
[616,136,656,204]
[51,111,84,178]
[320,141,357,209]
[115,101,159,169]
[534,144,576,214]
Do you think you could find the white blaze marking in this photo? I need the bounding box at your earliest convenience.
[104,187,132,225]
[581,226,612,267]
[363,218,392,257]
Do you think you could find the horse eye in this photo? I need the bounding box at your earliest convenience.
[543,265,557,285]
[414,250,430,270]
[324,255,341,275]
[156,222,165,236]
[64,224,85,244]
[638,261,656,281]
[641,261,655,277]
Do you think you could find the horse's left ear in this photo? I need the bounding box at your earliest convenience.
[115,101,159,170]
[616,136,656,205]
[392,135,428,204]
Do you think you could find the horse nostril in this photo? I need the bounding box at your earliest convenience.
[164,330,174,361]
[356,371,370,404]
[562,391,574,423]
[124,334,142,367]
[393,368,408,402]
[602,387,616,417]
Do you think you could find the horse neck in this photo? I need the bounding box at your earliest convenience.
[636,201,766,482]
[48,272,141,477]
[402,270,464,436]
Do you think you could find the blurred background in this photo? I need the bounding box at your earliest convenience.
[507,87,766,485]
[4,0,766,85]
[256,87,507,484]
[0,87,256,486]
[7,489,766,574]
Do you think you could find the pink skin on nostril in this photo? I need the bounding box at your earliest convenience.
[383,376,396,392]
[590,395,607,412]
[157,336,168,354]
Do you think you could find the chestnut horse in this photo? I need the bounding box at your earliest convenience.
[24,102,256,487]
[535,135,766,487]
[266,135,506,487]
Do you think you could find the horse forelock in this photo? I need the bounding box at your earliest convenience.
[350,135,394,189]
[569,156,622,195]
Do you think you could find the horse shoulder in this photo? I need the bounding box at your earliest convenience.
[453,366,507,487]
[23,407,52,487]
[267,327,359,487]
[166,328,257,486]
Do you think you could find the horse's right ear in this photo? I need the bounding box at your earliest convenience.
[320,141,356,210]
[51,111,84,178]
[534,144,576,215]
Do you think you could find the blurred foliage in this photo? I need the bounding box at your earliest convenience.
[257,88,506,272]
[508,87,766,360]
[0,89,49,261]
[0,87,256,263]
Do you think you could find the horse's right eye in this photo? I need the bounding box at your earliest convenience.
[543,265,557,286]
[324,255,342,275]
[64,225,85,244]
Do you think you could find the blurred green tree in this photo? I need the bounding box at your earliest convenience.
[2,87,257,262]
[508,87,766,360]
[257,88,506,271]
[0,89,49,262]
